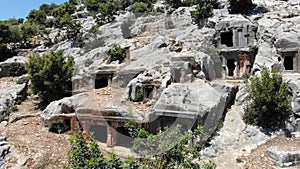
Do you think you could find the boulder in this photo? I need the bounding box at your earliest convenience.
[209,82,238,106]
[41,93,89,127]
[268,147,300,167]
[0,56,28,78]
[195,52,223,80]
[0,84,27,121]
[252,42,281,72]
[235,85,250,106]
[275,32,300,49]
[0,136,12,168]
[148,81,228,142]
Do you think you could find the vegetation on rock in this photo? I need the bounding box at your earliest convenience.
[191,0,216,22]
[26,50,75,104]
[106,44,127,63]
[243,67,292,129]
[64,123,216,169]
[9,62,26,76]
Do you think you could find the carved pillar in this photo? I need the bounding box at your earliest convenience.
[82,120,90,141]
[296,50,300,71]
[106,122,118,147]
[239,54,246,77]
[70,116,76,134]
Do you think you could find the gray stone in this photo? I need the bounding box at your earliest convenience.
[148,81,228,142]
[201,105,271,160]
[41,93,89,127]
[235,85,250,106]
[268,147,300,167]
[0,121,7,127]
[215,15,256,49]
[113,68,146,88]
[0,56,28,78]
[0,84,27,121]
[124,70,163,101]
[209,82,238,106]
[8,114,22,123]
[275,32,300,49]
[0,140,11,168]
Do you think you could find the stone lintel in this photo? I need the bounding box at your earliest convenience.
[155,109,200,119]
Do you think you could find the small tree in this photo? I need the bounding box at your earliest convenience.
[228,0,255,15]
[106,44,126,63]
[243,67,292,129]
[26,50,74,104]
[190,0,217,24]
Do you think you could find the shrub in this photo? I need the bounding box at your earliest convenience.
[164,0,182,8]
[64,127,139,169]
[65,123,217,169]
[228,0,255,15]
[243,67,292,129]
[131,2,149,15]
[106,44,127,63]
[190,0,217,23]
[26,50,75,104]
[9,62,26,76]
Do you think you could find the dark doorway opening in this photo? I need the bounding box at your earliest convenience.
[227,59,236,76]
[221,31,233,47]
[116,127,133,147]
[284,56,294,70]
[95,78,108,89]
[90,125,107,143]
[145,87,153,99]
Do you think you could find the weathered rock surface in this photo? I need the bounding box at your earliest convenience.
[0,56,28,78]
[0,136,12,168]
[268,147,300,167]
[148,81,233,142]
[201,106,271,168]
[41,93,89,127]
[0,83,27,121]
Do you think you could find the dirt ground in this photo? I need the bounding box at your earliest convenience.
[241,136,300,169]
[0,99,71,169]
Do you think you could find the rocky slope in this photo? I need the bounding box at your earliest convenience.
[0,0,300,168]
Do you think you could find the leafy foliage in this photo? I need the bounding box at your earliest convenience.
[125,117,216,169]
[65,121,216,169]
[228,0,255,15]
[243,67,292,129]
[131,2,149,15]
[190,0,217,23]
[26,50,74,104]
[9,62,27,76]
[106,44,127,63]
[64,127,138,169]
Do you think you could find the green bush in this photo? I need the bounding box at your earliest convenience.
[243,67,292,129]
[131,2,149,15]
[228,0,255,15]
[106,44,127,63]
[9,62,26,76]
[65,124,216,169]
[190,0,217,23]
[26,50,75,104]
[63,127,140,169]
